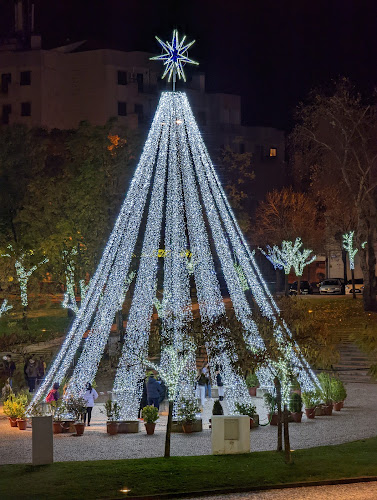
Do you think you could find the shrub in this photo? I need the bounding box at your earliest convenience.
[318,372,333,404]
[302,391,320,409]
[264,392,277,414]
[289,393,302,413]
[102,399,121,421]
[65,395,87,422]
[141,405,159,423]
[212,400,224,415]
[177,398,200,424]
[245,373,259,388]
[235,402,257,417]
[331,378,347,403]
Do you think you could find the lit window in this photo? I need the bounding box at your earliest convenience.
[269,148,277,157]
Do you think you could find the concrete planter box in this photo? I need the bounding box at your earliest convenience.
[116,420,139,433]
[211,415,250,455]
[32,416,53,465]
[171,419,203,433]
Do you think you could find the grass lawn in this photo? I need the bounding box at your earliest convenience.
[1,438,377,499]
[0,305,70,349]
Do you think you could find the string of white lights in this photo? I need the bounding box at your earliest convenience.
[343,231,358,270]
[31,95,166,407]
[112,96,171,419]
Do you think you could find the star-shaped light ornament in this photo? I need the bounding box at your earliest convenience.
[150,30,199,89]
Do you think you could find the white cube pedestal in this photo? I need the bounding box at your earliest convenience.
[32,416,53,465]
[211,415,250,455]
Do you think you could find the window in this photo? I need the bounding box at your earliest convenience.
[1,73,11,93]
[21,102,31,116]
[117,70,127,85]
[269,148,277,157]
[134,103,144,123]
[136,73,144,93]
[20,71,31,85]
[118,101,127,116]
[2,104,11,124]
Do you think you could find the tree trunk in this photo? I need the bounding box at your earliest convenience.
[274,378,282,452]
[283,404,292,464]
[357,218,377,312]
[164,400,173,458]
[284,274,289,297]
[342,249,348,290]
[297,275,301,296]
[351,268,356,300]
[22,306,29,330]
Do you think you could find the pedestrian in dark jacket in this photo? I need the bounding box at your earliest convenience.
[26,359,38,392]
[216,370,224,401]
[146,374,163,409]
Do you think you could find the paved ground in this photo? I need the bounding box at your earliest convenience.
[185,482,377,499]
[1,382,377,465]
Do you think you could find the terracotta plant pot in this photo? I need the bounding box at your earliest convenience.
[268,413,279,426]
[305,408,316,419]
[333,402,342,411]
[107,422,118,435]
[250,418,254,429]
[324,404,333,416]
[9,417,18,427]
[340,401,344,409]
[182,422,194,433]
[315,405,325,416]
[53,421,62,434]
[144,422,156,435]
[73,422,85,436]
[17,419,27,430]
[291,411,303,423]
[248,387,257,397]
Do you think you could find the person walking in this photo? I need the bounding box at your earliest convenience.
[25,358,38,392]
[82,382,98,426]
[216,369,224,401]
[37,356,46,387]
[146,374,163,409]
[196,369,207,408]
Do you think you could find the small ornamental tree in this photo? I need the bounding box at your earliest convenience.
[1,245,49,329]
[342,231,358,299]
[0,299,12,318]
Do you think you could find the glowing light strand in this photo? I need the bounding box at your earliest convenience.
[342,231,358,270]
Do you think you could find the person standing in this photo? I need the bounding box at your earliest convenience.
[26,358,38,392]
[37,356,46,387]
[146,374,163,409]
[46,382,60,403]
[216,369,224,401]
[3,355,16,388]
[202,362,212,399]
[196,369,207,408]
[82,382,98,426]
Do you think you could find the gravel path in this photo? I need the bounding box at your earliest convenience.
[1,383,376,465]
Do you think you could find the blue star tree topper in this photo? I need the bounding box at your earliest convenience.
[150,29,199,90]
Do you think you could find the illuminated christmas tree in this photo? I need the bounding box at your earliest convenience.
[32,31,318,419]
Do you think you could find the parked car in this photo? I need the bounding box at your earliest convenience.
[345,279,364,294]
[289,281,313,295]
[319,278,344,295]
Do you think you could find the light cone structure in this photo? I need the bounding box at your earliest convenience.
[31,92,319,418]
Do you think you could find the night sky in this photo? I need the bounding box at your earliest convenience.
[3,0,377,129]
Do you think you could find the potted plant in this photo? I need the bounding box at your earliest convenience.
[245,373,259,397]
[15,398,27,430]
[3,395,19,427]
[302,391,319,419]
[177,398,200,433]
[102,399,120,435]
[331,378,347,411]
[235,401,258,428]
[50,400,66,434]
[264,392,279,426]
[65,395,87,436]
[289,392,303,422]
[318,373,333,415]
[141,405,159,435]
